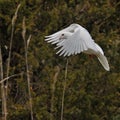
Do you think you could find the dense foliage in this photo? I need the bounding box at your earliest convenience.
[0,0,120,120]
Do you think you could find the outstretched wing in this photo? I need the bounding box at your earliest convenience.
[45,25,73,45]
[56,27,96,57]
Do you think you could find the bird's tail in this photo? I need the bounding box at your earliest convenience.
[97,53,110,71]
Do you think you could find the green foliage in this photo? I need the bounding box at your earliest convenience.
[0,0,120,120]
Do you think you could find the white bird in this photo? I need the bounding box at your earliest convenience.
[45,23,110,71]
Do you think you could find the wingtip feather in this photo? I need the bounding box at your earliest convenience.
[97,53,110,71]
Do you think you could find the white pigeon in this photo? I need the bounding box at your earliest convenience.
[45,23,110,71]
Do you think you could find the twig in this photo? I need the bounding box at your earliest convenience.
[22,17,33,120]
[0,46,7,120]
[61,59,69,120]
[4,4,21,119]
[0,73,23,84]
[50,66,60,120]
[6,3,21,89]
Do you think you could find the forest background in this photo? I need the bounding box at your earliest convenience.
[0,0,120,120]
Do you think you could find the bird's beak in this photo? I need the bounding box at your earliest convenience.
[59,36,63,40]
[59,37,61,40]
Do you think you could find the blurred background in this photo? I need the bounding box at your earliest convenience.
[0,0,120,120]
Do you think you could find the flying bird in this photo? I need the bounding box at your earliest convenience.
[45,23,110,71]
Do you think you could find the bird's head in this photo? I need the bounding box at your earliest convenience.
[59,32,72,40]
